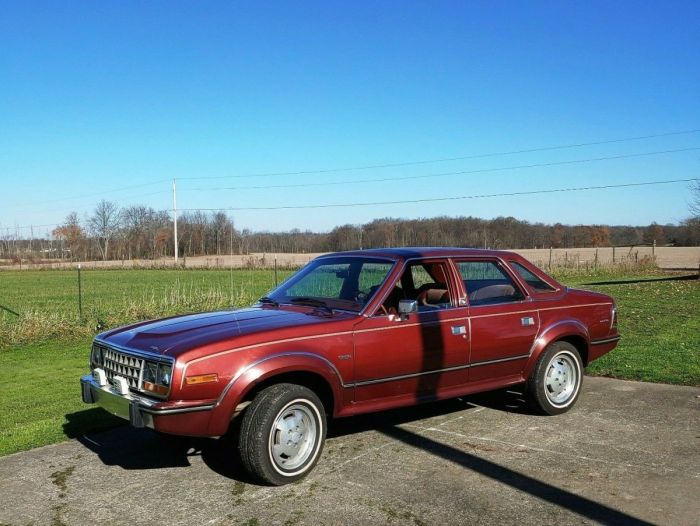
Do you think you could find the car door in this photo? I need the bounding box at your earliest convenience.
[454,258,539,384]
[352,258,470,403]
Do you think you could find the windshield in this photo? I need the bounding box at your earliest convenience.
[265,257,395,313]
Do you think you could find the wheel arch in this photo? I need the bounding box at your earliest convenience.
[208,352,344,436]
[239,370,336,417]
[524,319,590,378]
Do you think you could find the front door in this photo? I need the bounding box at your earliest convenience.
[352,259,470,403]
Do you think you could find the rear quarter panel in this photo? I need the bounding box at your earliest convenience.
[524,288,615,376]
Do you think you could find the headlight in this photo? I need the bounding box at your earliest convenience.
[142,361,158,384]
[90,344,103,368]
[158,363,172,387]
[142,360,172,396]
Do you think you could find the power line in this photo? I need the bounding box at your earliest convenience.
[44,190,171,216]
[3,128,698,211]
[1,222,62,232]
[184,147,700,191]
[4,190,171,232]
[5,177,697,233]
[176,128,700,181]
[2,190,171,227]
[179,177,699,211]
[3,180,170,210]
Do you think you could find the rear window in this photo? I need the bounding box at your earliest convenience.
[510,262,556,292]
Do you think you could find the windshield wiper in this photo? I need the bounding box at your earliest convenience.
[258,296,279,307]
[289,297,333,314]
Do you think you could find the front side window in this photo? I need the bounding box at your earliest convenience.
[377,261,453,315]
[267,257,394,312]
[457,260,524,306]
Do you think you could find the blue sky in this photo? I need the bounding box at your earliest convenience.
[1,1,699,235]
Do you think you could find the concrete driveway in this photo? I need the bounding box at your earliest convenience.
[1,377,698,526]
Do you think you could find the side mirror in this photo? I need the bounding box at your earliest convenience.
[397,299,418,320]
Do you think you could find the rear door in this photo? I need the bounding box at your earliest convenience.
[454,259,539,383]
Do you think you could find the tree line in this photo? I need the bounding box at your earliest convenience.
[1,198,698,262]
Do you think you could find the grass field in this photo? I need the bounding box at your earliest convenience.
[0,267,698,456]
[0,268,296,346]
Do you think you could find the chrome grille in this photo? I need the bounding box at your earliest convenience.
[100,345,143,390]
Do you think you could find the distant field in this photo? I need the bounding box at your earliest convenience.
[0,267,698,456]
[2,246,699,270]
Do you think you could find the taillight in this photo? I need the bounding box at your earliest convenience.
[611,305,618,331]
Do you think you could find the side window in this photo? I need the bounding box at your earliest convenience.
[457,261,524,306]
[409,262,452,311]
[377,261,452,315]
[510,262,557,292]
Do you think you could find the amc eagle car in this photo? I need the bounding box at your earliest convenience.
[81,248,620,485]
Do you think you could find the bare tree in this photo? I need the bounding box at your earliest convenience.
[88,200,120,261]
[122,205,154,259]
[52,212,86,260]
[691,180,700,218]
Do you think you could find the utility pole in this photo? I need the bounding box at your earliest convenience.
[172,179,179,265]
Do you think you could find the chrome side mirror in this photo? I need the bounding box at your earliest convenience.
[397,299,418,320]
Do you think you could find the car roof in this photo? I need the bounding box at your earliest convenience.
[318,247,522,262]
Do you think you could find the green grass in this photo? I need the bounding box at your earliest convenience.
[561,270,700,385]
[0,339,120,456]
[0,267,697,457]
[0,268,295,347]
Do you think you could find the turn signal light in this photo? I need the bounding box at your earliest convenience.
[185,373,219,385]
[143,381,169,395]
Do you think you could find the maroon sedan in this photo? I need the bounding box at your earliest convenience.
[81,248,619,485]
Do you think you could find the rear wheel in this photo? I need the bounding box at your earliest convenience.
[238,383,326,485]
[526,341,583,415]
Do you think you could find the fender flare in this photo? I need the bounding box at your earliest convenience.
[523,319,589,378]
[207,352,345,436]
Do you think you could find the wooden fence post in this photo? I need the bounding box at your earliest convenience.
[77,264,83,321]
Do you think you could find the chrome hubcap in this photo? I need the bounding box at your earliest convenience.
[269,403,317,471]
[544,352,578,406]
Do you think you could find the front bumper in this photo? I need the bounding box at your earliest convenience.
[80,374,216,433]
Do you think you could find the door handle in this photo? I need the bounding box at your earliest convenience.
[521,316,535,327]
[451,325,467,336]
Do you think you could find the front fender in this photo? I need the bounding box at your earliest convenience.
[523,320,589,378]
[207,352,345,436]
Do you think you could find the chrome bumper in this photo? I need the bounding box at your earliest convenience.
[81,374,158,428]
[81,373,217,431]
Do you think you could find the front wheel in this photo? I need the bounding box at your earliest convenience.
[238,383,326,485]
[525,342,583,415]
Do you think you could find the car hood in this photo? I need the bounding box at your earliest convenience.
[98,306,348,357]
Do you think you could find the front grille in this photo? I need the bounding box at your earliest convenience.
[99,345,143,390]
